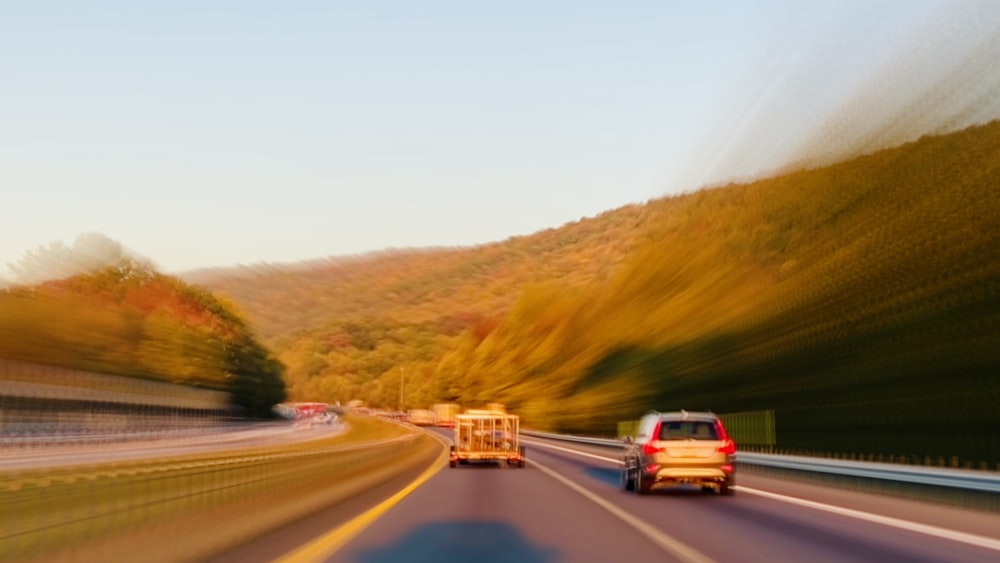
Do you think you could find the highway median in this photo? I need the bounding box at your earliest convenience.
[0,416,443,563]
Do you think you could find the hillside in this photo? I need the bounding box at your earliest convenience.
[0,248,286,417]
[189,202,666,404]
[195,121,999,463]
[437,121,1000,463]
[187,203,659,343]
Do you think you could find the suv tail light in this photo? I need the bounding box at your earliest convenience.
[714,419,731,440]
[717,439,736,455]
[642,441,664,455]
[714,419,736,454]
[641,421,664,455]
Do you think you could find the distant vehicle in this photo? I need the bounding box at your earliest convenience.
[620,410,735,495]
[274,402,332,420]
[272,402,340,428]
[408,409,437,426]
[432,403,460,428]
[450,409,525,468]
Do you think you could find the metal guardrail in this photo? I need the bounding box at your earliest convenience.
[522,430,621,448]
[521,430,1000,493]
[737,452,1000,493]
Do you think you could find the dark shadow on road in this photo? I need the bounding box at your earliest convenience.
[352,519,560,563]
[583,466,621,488]
[641,485,715,496]
[451,460,514,469]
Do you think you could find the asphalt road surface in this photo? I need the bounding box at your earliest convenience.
[211,427,1000,563]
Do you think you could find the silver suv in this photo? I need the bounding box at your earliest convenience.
[621,410,735,495]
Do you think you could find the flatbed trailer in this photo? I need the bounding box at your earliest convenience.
[449,410,526,468]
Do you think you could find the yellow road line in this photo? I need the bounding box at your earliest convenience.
[272,434,450,563]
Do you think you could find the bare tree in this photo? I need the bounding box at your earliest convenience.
[6,233,153,285]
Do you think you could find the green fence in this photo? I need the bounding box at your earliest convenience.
[616,420,640,440]
[719,410,776,452]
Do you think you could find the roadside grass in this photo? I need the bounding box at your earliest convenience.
[0,415,442,562]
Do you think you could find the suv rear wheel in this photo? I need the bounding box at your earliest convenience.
[635,467,652,495]
[620,460,635,491]
[719,477,734,496]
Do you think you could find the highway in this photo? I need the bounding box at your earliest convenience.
[210,428,1000,563]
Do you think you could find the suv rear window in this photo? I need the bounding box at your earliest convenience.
[658,420,718,440]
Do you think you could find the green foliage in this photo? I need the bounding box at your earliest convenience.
[227,340,286,418]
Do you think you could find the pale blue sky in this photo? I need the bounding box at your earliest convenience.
[2,1,998,278]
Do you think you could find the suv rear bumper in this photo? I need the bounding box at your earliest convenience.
[647,467,730,486]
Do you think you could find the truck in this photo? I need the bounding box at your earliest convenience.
[407,408,437,426]
[449,409,526,468]
[432,403,460,428]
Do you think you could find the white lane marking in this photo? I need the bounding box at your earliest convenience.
[520,438,623,464]
[531,457,716,563]
[526,438,1000,552]
[736,486,1000,553]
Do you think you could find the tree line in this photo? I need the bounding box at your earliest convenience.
[1,236,285,418]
